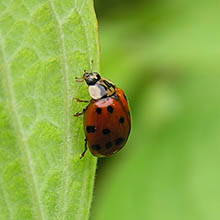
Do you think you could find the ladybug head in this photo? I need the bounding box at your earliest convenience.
[83,71,101,86]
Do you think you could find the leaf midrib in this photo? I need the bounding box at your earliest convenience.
[47,1,72,219]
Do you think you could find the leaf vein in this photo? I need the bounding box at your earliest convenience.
[0,176,13,220]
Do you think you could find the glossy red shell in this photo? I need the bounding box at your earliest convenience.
[84,87,131,157]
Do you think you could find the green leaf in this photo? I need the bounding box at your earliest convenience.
[0,0,99,219]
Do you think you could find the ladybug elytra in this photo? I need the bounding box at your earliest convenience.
[74,70,131,158]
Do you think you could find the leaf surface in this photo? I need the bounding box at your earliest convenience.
[0,0,99,219]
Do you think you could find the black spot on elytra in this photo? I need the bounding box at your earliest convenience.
[115,137,125,146]
[107,105,114,113]
[105,142,112,149]
[119,116,125,124]
[86,126,96,133]
[123,94,127,101]
[102,128,111,135]
[96,107,102,114]
[92,144,101,151]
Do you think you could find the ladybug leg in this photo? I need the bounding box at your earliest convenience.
[80,138,88,159]
[73,98,89,116]
[73,98,89,103]
[74,111,83,117]
[74,107,86,117]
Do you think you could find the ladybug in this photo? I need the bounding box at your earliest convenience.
[74,70,131,158]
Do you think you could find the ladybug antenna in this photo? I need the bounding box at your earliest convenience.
[75,76,84,83]
[90,59,94,72]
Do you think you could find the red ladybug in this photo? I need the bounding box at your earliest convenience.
[74,70,131,158]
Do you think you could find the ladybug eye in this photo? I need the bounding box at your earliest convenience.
[84,72,89,77]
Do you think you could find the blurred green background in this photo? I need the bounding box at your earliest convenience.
[91,0,220,220]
